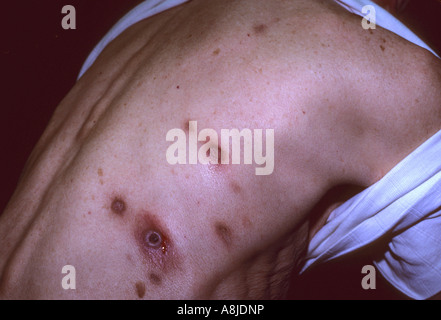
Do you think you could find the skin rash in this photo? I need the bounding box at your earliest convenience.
[1,0,441,299]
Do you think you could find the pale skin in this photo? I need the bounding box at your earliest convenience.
[1,0,441,299]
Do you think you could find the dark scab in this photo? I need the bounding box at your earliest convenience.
[149,273,162,286]
[111,198,126,214]
[215,222,233,248]
[135,281,146,298]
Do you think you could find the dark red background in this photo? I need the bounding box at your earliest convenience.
[1,0,440,300]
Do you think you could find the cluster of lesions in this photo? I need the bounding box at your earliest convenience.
[108,196,176,298]
[109,196,172,259]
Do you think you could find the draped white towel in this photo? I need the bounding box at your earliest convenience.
[301,129,441,300]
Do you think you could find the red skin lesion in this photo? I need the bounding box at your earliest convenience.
[133,211,182,274]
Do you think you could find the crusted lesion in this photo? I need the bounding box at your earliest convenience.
[133,211,182,274]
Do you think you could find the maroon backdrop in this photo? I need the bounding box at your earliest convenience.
[1,0,440,300]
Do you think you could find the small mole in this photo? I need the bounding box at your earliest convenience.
[135,281,146,298]
[215,222,233,248]
[182,119,191,132]
[177,85,180,89]
[111,198,126,214]
[380,45,385,52]
[212,48,221,55]
[369,29,374,35]
[98,168,103,177]
[149,273,162,286]
[253,23,268,35]
[302,110,306,115]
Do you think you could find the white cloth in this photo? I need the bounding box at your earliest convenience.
[301,129,441,300]
[299,0,441,301]
[77,0,441,300]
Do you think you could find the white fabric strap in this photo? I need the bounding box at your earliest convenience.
[77,0,189,79]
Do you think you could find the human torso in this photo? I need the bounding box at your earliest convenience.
[1,0,440,299]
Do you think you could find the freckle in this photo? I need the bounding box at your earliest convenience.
[212,48,220,55]
[215,222,233,248]
[98,168,103,177]
[380,45,385,52]
[369,29,374,35]
[253,23,268,34]
[185,174,189,179]
[126,254,132,262]
[149,273,162,286]
[88,211,92,215]
[230,181,242,194]
[242,216,252,228]
[100,179,104,185]
[135,281,146,298]
[111,198,126,214]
